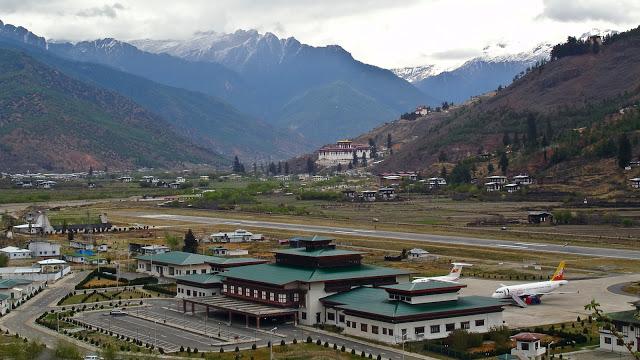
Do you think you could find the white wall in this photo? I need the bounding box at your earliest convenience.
[332,310,503,344]
[600,326,639,353]
[176,284,220,298]
[136,260,211,278]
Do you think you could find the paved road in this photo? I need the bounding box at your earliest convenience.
[0,271,89,349]
[136,213,640,260]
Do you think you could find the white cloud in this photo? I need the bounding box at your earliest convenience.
[1,0,638,68]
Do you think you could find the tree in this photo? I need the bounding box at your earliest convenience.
[336,163,342,173]
[67,230,74,242]
[368,138,377,159]
[526,114,538,147]
[100,344,117,360]
[361,153,367,167]
[88,166,94,177]
[450,162,471,184]
[499,152,509,175]
[268,162,277,175]
[487,163,495,174]
[306,157,316,175]
[387,133,392,154]
[252,162,257,175]
[618,133,632,169]
[164,233,180,250]
[352,151,359,166]
[585,300,640,360]
[0,254,8,268]
[277,162,282,174]
[438,151,447,162]
[502,132,511,146]
[440,165,448,179]
[54,341,82,360]
[545,119,554,141]
[284,162,289,175]
[182,229,198,253]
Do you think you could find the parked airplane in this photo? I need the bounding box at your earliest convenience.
[412,262,473,283]
[491,261,572,307]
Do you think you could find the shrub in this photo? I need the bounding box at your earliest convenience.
[316,339,321,345]
[341,345,346,352]
[306,336,312,343]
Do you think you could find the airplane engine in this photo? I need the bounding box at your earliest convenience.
[524,296,541,305]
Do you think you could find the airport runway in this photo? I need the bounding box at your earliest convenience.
[136,213,640,260]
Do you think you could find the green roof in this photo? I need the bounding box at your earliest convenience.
[222,263,410,285]
[0,294,9,301]
[321,287,502,319]
[290,235,334,242]
[608,310,640,326]
[136,251,262,266]
[275,247,362,257]
[0,278,32,289]
[381,280,465,292]
[175,273,223,285]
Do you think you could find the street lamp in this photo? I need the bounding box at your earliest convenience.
[269,327,278,360]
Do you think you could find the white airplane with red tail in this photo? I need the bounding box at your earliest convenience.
[412,262,473,283]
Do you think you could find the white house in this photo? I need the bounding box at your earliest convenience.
[599,300,640,354]
[485,182,503,192]
[176,177,186,184]
[13,213,54,234]
[629,178,640,189]
[209,229,262,243]
[140,245,170,255]
[513,175,533,185]
[211,247,249,257]
[118,176,133,183]
[505,183,521,193]
[427,177,447,189]
[136,251,265,278]
[28,241,61,258]
[0,246,32,260]
[316,140,372,167]
[176,273,223,298]
[0,278,41,304]
[510,332,547,360]
[486,176,508,185]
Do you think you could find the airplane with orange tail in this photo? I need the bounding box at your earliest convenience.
[491,261,574,307]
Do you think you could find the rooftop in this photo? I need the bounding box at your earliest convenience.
[321,287,503,320]
[0,278,33,289]
[381,280,466,294]
[511,332,547,342]
[0,246,30,253]
[274,247,362,258]
[175,273,223,285]
[136,251,263,266]
[289,235,334,242]
[608,310,640,326]
[222,263,410,286]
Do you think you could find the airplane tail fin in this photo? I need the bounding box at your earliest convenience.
[551,261,566,281]
[447,262,472,280]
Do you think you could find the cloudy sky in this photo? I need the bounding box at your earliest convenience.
[2,0,639,69]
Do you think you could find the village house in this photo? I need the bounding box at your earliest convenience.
[13,213,54,234]
[513,174,533,185]
[486,176,508,184]
[528,211,553,224]
[342,189,356,201]
[485,182,503,192]
[199,175,210,181]
[0,278,40,305]
[427,177,447,189]
[599,300,640,354]
[211,247,250,257]
[316,140,371,167]
[0,294,10,315]
[362,190,378,202]
[505,183,521,193]
[0,259,70,282]
[0,246,32,260]
[378,187,396,200]
[64,250,107,265]
[118,176,133,183]
[629,178,640,189]
[209,229,263,243]
[140,244,170,255]
[28,240,61,258]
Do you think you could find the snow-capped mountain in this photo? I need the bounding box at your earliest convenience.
[391,65,445,83]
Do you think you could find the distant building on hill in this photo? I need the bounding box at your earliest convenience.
[316,140,371,167]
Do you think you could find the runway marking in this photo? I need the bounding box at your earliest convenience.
[495,244,529,249]
[515,242,548,247]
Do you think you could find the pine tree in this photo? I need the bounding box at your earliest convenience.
[352,151,359,166]
[526,114,538,147]
[252,162,257,175]
[182,229,198,253]
[450,162,471,184]
[440,166,448,179]
[284,162,289,175]
[545,119,553,141]
[438,151,447,162]
[499,152,509,175]
[387,133,393,154]
[618,133,632,169]
[369,138,377,159]
[232,156,245,173]
[336,163,342,172]
[487,163,495,174]
[277,162,282,174]
[88,166,94,177]
[361,153,367,167]
[503,132,511,146]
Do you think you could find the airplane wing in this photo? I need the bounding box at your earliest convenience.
[412,277,459,284]
[533,291,578,296]
[511,294,528,308]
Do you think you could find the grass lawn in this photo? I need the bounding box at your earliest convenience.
[59,289,157,305]
[622,282,640,295]
[177,343,365,359]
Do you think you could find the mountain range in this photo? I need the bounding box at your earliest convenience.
[361,26,640,184]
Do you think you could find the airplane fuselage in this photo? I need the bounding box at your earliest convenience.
[492,280,568,299]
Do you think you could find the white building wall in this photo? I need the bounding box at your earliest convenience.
[28,242,61,257]
[136,260,212,278]
[176,284,220,298]
[333,311,503,344]
[0,250,31,259]
[599,326,640,353]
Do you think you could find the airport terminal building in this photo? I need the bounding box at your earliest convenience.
[178,236,504,344]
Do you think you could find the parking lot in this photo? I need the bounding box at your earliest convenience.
[461,273,640,328]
